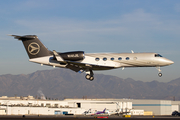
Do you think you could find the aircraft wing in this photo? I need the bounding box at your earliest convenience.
[64,61,115,73]
[66,64,82,72]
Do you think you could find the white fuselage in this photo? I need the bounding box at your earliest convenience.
[29,52,174,71]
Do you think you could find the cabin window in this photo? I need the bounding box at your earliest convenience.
[95,58,100,61]
[118,57,122,60]
[111,58,114,61]
[155,54,163,57]
[103,57,107,61]
[126,57,130,60]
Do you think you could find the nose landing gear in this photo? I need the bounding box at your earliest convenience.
[156,67,162,77]
[158,73,162,77]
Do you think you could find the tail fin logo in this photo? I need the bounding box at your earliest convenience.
[28,42,40,55]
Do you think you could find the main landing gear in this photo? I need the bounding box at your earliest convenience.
[85,70,94,81]
[156,67,162,77]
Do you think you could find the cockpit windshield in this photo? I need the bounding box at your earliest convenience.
[155,54,163,57]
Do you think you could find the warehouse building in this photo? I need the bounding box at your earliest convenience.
[120,99,173,115]
[65,99,132,114]
[65,99,180,115]
[0,96,179,115]
[0,96,132,115]
[65,98,179,115]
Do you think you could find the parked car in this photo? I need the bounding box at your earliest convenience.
[172,111,180,116]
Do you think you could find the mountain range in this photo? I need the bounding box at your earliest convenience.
[0,68,179,100]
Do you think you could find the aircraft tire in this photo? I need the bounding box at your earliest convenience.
[89,76,94,81]
[158,73,162,77]
[85,74,91,80]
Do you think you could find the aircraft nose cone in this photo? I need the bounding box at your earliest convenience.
[168,60,174,65]
[164,59,174,65]
[160,58,174,66]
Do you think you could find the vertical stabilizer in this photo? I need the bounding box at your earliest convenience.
[10,35,52,59]
[103,108,106,113]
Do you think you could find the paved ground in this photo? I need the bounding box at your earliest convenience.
[0,115,179,120]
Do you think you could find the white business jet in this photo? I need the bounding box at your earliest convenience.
[10,35,174,81]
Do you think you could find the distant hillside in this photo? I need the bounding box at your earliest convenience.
[0,69,179,100]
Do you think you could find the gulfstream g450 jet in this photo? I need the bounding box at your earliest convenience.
[10,35,174,81]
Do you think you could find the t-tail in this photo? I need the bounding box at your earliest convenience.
[9,35,52,59]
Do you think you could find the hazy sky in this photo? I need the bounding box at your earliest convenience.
[0,0,179,82]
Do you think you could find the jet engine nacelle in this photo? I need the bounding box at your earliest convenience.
[60,51,84,61]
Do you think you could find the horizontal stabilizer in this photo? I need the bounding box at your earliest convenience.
[53,50,66,63]
[8,35,37,40]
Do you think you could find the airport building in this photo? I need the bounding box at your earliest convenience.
[0,96,179,115]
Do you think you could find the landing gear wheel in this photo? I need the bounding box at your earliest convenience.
[85,70,94,81]
[85,74,91,80]
[85,74,94,81]
[158,73,162,77]
[89,76,94,81]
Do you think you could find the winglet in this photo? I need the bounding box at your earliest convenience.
[122,67,125,70]
[53,50,66,63]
